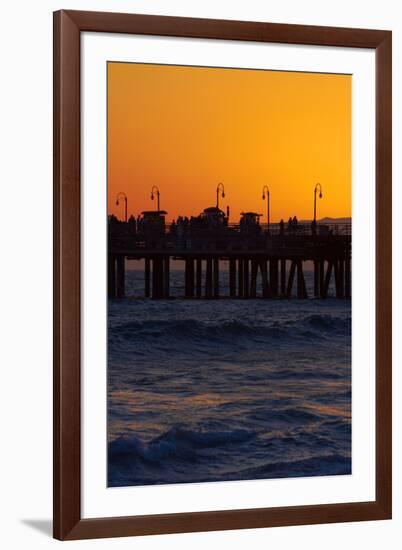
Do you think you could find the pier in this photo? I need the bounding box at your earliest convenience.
[108,208,351,300]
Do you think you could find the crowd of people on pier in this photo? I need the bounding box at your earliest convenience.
[109,212,314,235]
[108,206,332,252]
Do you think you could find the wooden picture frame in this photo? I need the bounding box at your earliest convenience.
[53,10,392,540]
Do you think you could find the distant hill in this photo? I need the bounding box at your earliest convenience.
[298,217,351,224]
[318,217,351,224]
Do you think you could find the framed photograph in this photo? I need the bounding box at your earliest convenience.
[53,10,392,540]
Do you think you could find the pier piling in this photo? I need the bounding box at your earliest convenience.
[108,256,116,299]
[322,261,333,298]
[250,259,258,298]
[116,256,125,298]
[261,260,271,298]
[345,258,351,299]
[314,260,319,297]
[238,259,244,298]
[145,258,150,298]
[286,260,297,298]
[270,259,279,296]
[164,256,170,298]
[319,260,325,297]
[243,259,250,298]
[205,258,213,298]
[339,259,345,298]
[280,259,286,296]
[229,259,236,297]
[334,260,341,298]
[213,258,219,297]
[196,258,202,298]
[185,258,195,298]
[296,261,308,299]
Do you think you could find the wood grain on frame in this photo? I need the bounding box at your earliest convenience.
[53,10,392,540]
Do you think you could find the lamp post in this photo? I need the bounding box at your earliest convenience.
[216,182,225,209]
[262,185,270,233]
[313,183,323,224]
[116,192,128,222]
[151,185,160,211]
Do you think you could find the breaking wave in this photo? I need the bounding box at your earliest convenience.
[108,425,351,486]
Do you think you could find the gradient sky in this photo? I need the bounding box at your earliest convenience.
[108,62,351,223]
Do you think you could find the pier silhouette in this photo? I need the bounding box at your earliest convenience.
[108,206,351,300]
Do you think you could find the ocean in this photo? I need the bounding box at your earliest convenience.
[108,261,351,487]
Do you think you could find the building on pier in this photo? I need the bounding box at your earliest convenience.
[200,206,228,227]
[137,210,168,246]
[239,212,262,234]
[139,210,167,232]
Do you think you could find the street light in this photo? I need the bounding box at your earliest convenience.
[151,185,160,211]
[116,192,128,222]
[216,182,225,209]
[262,185,270,233]
[313,183,323,224]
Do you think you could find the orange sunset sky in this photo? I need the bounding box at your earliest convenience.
[108,62,351,223]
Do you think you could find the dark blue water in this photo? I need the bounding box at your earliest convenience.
[108,263,351,487]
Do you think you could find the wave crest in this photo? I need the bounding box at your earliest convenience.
[111,314,350,350]
[109,426,256,465]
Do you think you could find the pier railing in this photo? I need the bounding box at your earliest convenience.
[220,222,350,236]
[109,220,351,251]
[163,221,351,236]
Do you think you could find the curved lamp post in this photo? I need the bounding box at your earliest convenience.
[313,183,323,224]
[116,192,128,222]
[216,182,225,209]
[151,185,160,211]
[262,185,270,233]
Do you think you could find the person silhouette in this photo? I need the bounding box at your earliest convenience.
[311,219,317,235]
